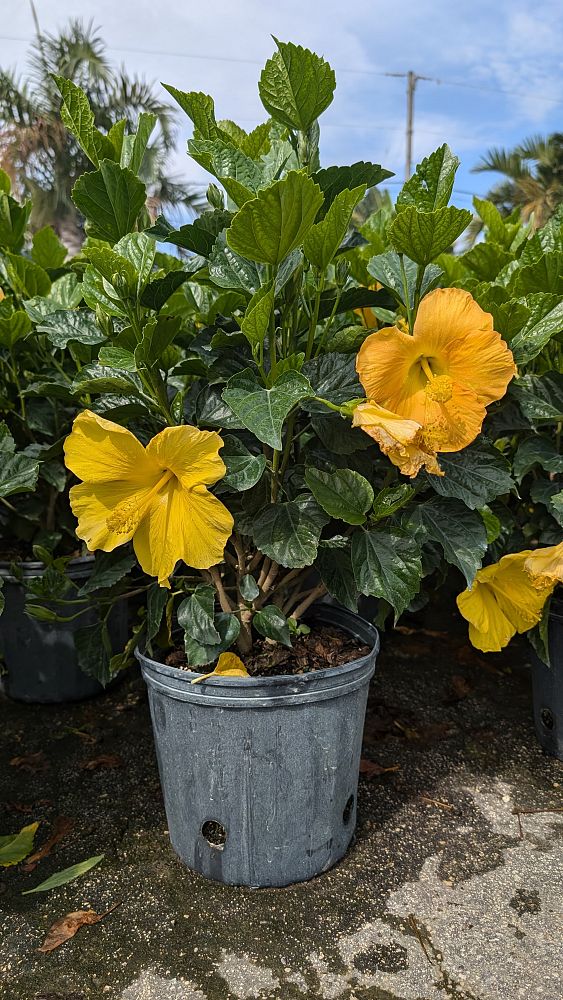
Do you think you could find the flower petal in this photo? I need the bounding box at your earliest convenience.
[421,381,486,452]
[457,580,516,652]
[524,542,563,588]
[352,401,443,477]
[414,288,516,405]
[69,480,156,551]
[356,327,426,421]
[133,480,234,586]
[145,425,227,489]
[64,410,158,485]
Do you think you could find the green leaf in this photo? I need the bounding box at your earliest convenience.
[220,435,267,491]
[351,529,422,620]
[208,231,261,292]
[135,316,181,368]
[0,453,40,498]
[303,185,366,270]
[240,282,275,352]
[513,435,563,480]
[530,479,563,525]
[479,505,502,544]
[162,86,220,140]
[461,241,513,282]
[71,364,144,398]
[0,309,32,347]
[301,353,362,412]
[223,369,312,449]
[2,252,51,298]
[315,544,358,612]
[36,309,106,349]
[313,162,394,217]
[80,266,126,318]
[422,443,514,509]
[115,231,156,291]
[252,495,329,568]
[516,252,563,294]
[227,171,323,265]
[510,295,563,364]
[122,111,157,174]
[53,75,114,166]
[184,612,240,666]
[472,196,518,248]
[389,206,471,265]
[311,412,372,455]
[22,854,104,894]
[371,484,416,522]
[367,252,442,305]
[0,822,39,867]
[398,144,459,212]
[0,191,31,251]
[31,226,67,269]
[258,39,336,131]
[177,585,220,646]
[72,160,146,244]
[77,550,136,596]
[149,210,232,257]
[253,604,292,646]
[146,584,169,646]
[240,574,260,602]
[141,267,201,311]
[410,497,487,586]
[75,621,112,686]
[511,373,563,424]
[305,467,374,524]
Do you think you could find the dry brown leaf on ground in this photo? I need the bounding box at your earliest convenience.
[359,758,401,778]
[447,674,474,702]
[79,754,124,770]
[38,903,119,953]
[9,751,48,772]
[21,817,74,873]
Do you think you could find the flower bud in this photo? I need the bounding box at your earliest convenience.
[207,184,224,210]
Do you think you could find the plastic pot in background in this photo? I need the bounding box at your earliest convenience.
[0,556,129,704]
[137,603,379,888]
[531,596,563,759]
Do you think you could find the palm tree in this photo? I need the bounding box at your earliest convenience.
[0,19,204,252]
[473,134,563,230]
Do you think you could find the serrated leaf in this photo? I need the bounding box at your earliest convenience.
[122,111,157,174]
[313,162,394,217]
[258,39,336,131]
[351,529,422,620]
[36,310,105,349]
[0,822,39,867]
[516,252,563,294]
[208,231,262,292]
[301,353,362,412]
[513,435,563,480]
[252,495,329,568]
[253,604,292,646]
[77,550,136,596]
[71,364,144,397]
[31,226,67,269]
[0,453,40,498]
[163,86,220,140]
[367,252,442,306]
[303,185,365,270]
[135,316,180,368]
[2,252,51,298]
[223,368,312,449]
[22,854,104,894]
[240,574,260,601]
[184,612,240,666]
[530,479,563,525]
[240,282,274,351]
[421,443,514,509]
[141,266,202,311]
[53,75,113,166]
[511,373,563,424]
[148,210,232,257]
[389,205,471,265]
[72,160,146,244]
[305,467,373,524]
[315,545,358,612]
[177,585,220,646]
[220,434,267,491]
[461,241,513,282]
[75,622,112,686]
[511,295,563,364]
[398,144,459,212]
[227,171,323,265]
[371,484,416,522]
[410,497,487,586]
[0,309,31,347]
[115,232,156,292]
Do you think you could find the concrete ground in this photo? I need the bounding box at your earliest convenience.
[1,598,562,1000]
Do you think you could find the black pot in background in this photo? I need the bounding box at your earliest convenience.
[531,596,563,759]
[0,556,129,704]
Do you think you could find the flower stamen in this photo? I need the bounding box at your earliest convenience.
[106,468,174,535]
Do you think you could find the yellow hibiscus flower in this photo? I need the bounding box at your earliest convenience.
[457,543,563,653]
[356,288,516,453]
[64,410,234,588]
[351,401,443,477]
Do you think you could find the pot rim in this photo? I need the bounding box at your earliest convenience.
[0,553,94,581]
[136,603,379,692]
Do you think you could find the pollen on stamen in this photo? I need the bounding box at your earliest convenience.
[425,374,454,403]
[106,499,142,535]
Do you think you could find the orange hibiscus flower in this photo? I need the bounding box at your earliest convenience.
[356,288,516,453]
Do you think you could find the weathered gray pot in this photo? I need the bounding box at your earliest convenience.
[0,556,129,704]
[137,604,379,888]
[531,595,563,759]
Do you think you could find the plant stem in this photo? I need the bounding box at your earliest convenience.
[399,255,414,332]
[305,272,325,360]
[291,582,327,620]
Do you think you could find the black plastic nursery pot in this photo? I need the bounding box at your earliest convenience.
[137,603,379,888]
[531,596,563,759]
[0,556,129,704]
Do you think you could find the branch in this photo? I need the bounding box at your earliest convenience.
[209,567,236,614]
[291,583,327,621]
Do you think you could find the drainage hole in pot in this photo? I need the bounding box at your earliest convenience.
[201,820,227,849]
[540,708,555,731]
[343,795,354,825]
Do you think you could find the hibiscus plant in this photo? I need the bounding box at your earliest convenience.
[5,39,558,681]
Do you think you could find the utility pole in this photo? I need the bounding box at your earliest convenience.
[385,71,434,180]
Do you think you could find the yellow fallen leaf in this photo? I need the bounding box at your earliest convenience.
[191,652,249,685]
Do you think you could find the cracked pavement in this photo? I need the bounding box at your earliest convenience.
[1,597,562,1000]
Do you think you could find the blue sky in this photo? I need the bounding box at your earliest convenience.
[3,0,563,213]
